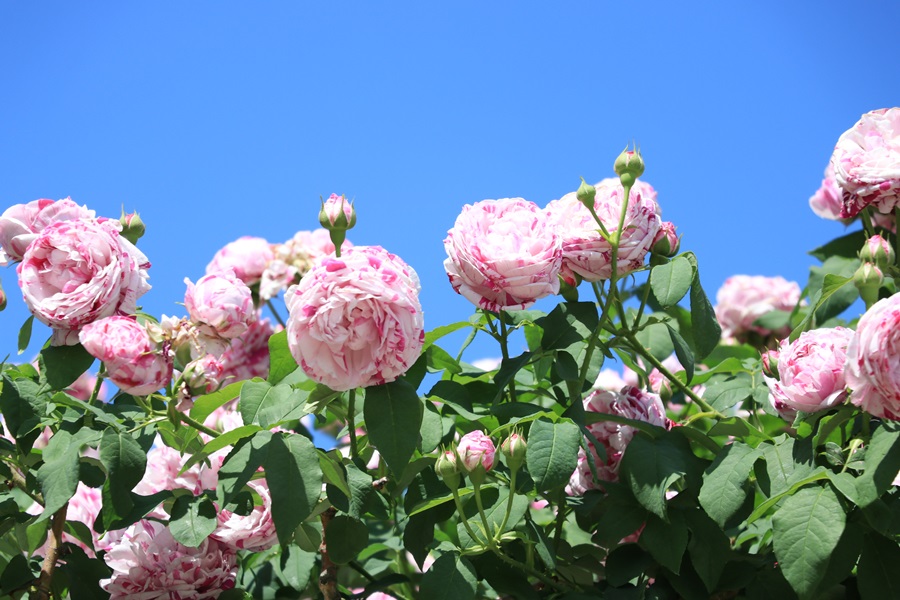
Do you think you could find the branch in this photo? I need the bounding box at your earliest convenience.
[32,503,68,600]
[318,508,340,600]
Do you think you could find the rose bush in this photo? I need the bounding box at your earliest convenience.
[1,113,900,600]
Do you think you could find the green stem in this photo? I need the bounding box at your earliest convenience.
[498,313,518,402]
[861,207,877,238]
[491,547,571,592]
[472,481,496,547]
[265,299,287,328]
[177,410,220,438]
[495,468,517,541]
[450,488,487,547]
[87,364,106,406]
[348,389,358,461]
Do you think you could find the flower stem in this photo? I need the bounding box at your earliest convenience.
[473,481,496,547]
[348,389,358,461]
[177,410,220,438]
[498,312,518,402]
[494,468,517,542]
[265,299,287,328]
[450,488,487,547]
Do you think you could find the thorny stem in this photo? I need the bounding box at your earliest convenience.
[32,503,68,600]
[318,508,340,600]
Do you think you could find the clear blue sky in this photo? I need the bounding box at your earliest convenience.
[2,1,899,367]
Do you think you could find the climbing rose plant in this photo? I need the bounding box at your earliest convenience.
[0,109,899,600]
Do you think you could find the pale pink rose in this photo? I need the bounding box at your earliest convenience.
[764,327,853,416]
[184,270,255,340]
[321,193,355,226]
[260,229,353,301]
[134,441,222,497]
[17,218,151,345]
[809,162,846,221]
[101,519,237,599]
[206,235,274,285]
[444,198,562,312]
[181,354,226,395]
[544,179,661,282]
[651,220,680,256]
[211,479,277,551]
[0,197,94,265]
[79,316,172,396]
[567,386,670,495]
[285,245,424,391]
[593,368,628,391]
[714,275,802,341]
[66,372,109,402]
[769,393,799,423]
[456,430,496,472]
[861,234,894,266]
[832,107,900,218]
[845,294,900,420]
[219,317,278,383]
[203,404,243,436]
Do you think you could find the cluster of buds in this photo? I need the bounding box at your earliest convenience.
[435,430,526,489]
[319,193,356,256]
[854,234,894,307]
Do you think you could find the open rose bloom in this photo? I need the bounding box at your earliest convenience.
[286,245,424,391]
[184,270,256,340]
[17,217,151,345]
[845,294,900,420]
[0,197,95,265]
[206,235,274,285]
[832,107,900,219]
[545,179,661,282]
[714,274,801,342]
[79,316,172,395]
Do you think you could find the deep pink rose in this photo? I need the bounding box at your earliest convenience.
[206,235,274,285]
[457,430,496,472]
[444,198,562,311]
[845,294,900,420]
[832,107,900,218]
[286,245,424,391]
[764,327,853,416]
[101,520,237,599]
[0,197,94,265]
[211,479,277,551]
[79,316,172,396]
[714,275,802,341]
[567,386,670,495]
[544,179,661,282]
[17,218,151,345]
[184,270,255,340]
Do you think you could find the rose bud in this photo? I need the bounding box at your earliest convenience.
[119,208,146,245]
[500,432,527,471]
[614,145,645,187]
[854,262,884,308]
[859,234,894,269]
[651,221,680,257]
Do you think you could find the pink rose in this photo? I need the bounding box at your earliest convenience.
[714,275,802,341]
[206,235,274,285]
[17,217,151,345]
[211,479,277,551]
[286,245,424,391]
[651,220,680,257]
[845,294,900,420]
[320,193,355,227]
[0,197,94,265]
[764,327,853,416]
[79,316,172,396]
[134,441,222,496]
[444,198,562,312]
[544,179,661,282]
[260,228,353,300]
[184,270,255,340]
[219,317,277,383]
[567,386,670,495]
[181,354,226,395]
[832,107,900,218]
[101,520,237,599]
[456,430,496,472]
[809,162,846,221]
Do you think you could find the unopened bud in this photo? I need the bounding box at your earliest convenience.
[119,208,146,245]
[651,221,680,257]
[319,194,356,231]
[614,146,645,188]
[500,432,527,471]
[435,450,460,490]
[859,234,894,269]
[576,178,596,211]
[854,262,884,308]
[761,349,779,380]
[0,280,6,312]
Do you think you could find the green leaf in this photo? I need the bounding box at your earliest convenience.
[420,400,444,454]
[666,324,694,383]
[857,532,900,600]
[324,515,369,564]
[424,322,472,349]
[419,553,478,600]
[703,373,754,412]
[761,436,815,497]
[684,253,721,359]
[294,521,322,553]
[789,274,853,342]
[217,430,272,505]
[266,330,296,384]
[279,546,316,591]
[633,316,675,362]
[426,380,485,421]
[538,302,598,351]
[427,344,462,375]
[808,229,867,262]
[404,510,436,569]
[189,380,245,424]
[685,507,730,592]
[650,256,693,307]
[17,316,34,355]
[0,554,36,595]
[0,375,43,442]
[698,442,760,527]
[619,429,701,519]
[265,432,323,545]
[457,488,529,548]
[605,543,652,587]
[99,428,147,517]
[639,510,688,573]
[59,545,112,600]
[36,431,80,521]
[525,418,581,492]
[39,344,95,391]
[856,421,900,506]
[772,484,846,600]
[240,380,306,428]
[169,494,217,547]
[364,380,423,476]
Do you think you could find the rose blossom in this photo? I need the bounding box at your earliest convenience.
[832,107,900,219]
[567,386,670,495]
[181,354,226,395]
[0,197,94,265]
[845,294,900,420]
[18,217,151,345]
[219,316,277,382]
[456,430,496,472]
[809,162,845,221]
[260,229,353,301]
[134,441,222,497]
[286,245,424,391]
[544,179,661,282]
[79,316,172,396]
[211,478,278,551]
[764,327,853,416]
[206,235,274,285]
[184,270,255,340]
[101,519,237,599]
[444,198,562,312]
[714,275,802,341]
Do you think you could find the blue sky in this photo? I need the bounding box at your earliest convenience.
[2,1,899,370]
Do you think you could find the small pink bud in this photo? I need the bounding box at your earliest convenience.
[0,280,6,312]
[859,234,894,269]
[456,430,496,473]
[651,221,680,257]
[500,432,527,469]
[319,193,356,231]
[761,349,779,379]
